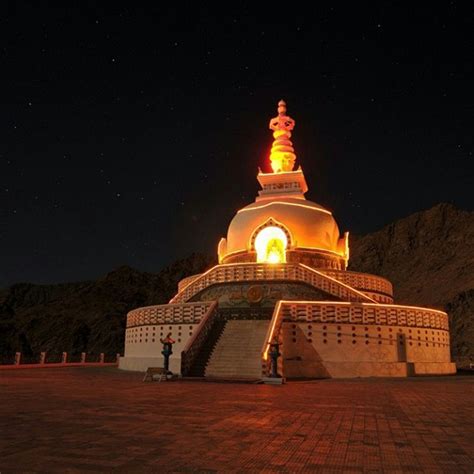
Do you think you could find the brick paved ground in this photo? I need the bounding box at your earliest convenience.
[1,368,473,473]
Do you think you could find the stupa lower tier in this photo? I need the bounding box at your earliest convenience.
[118,263,455,378]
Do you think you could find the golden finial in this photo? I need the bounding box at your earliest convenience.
[268,100,296,173]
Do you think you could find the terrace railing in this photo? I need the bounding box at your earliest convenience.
[126,301,216,328]
[170,263,378,305]
[274,301,449,330]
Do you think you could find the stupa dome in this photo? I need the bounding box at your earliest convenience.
[226,197,341,253]
[219,195,347,269]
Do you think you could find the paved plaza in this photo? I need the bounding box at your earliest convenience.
[1,368,473,473]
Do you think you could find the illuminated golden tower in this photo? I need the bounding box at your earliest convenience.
[269,100,297,173]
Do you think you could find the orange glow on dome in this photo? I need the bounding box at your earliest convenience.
[237,201,333,215]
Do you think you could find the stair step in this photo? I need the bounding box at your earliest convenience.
[205,320,269,379]
[185,318,227,377]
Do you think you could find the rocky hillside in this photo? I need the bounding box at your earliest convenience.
[1,204,472,364]
[349,203,474,362]
[0,253,215,361]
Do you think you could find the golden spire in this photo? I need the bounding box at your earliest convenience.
[268,100,296,173]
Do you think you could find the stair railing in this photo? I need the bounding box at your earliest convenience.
[297,264,377,303]
[261,301,285,378]
[181,301,219,376]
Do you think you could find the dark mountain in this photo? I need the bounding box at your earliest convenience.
[349,203,474,362]
[0,253,215,361]
[1,204,472,364]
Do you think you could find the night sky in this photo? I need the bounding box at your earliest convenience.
[1,3,472,287]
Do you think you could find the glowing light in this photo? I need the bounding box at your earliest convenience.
[248,217,293,251]
[268,100,296,173]
[344,231,350,264]
[217,237,228,263]
[237,201,332,215]
[255,226,287,264]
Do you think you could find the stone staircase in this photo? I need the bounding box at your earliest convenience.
[205,320,269,380]
[186,319,227,377]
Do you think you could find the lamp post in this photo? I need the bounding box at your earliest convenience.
[269,338,282,378]
[160,333,175,374]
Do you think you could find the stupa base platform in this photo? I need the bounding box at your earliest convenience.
[411,361,457,375]
[284,360,456,378]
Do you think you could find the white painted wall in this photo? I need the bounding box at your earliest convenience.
[120,323,199,373]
